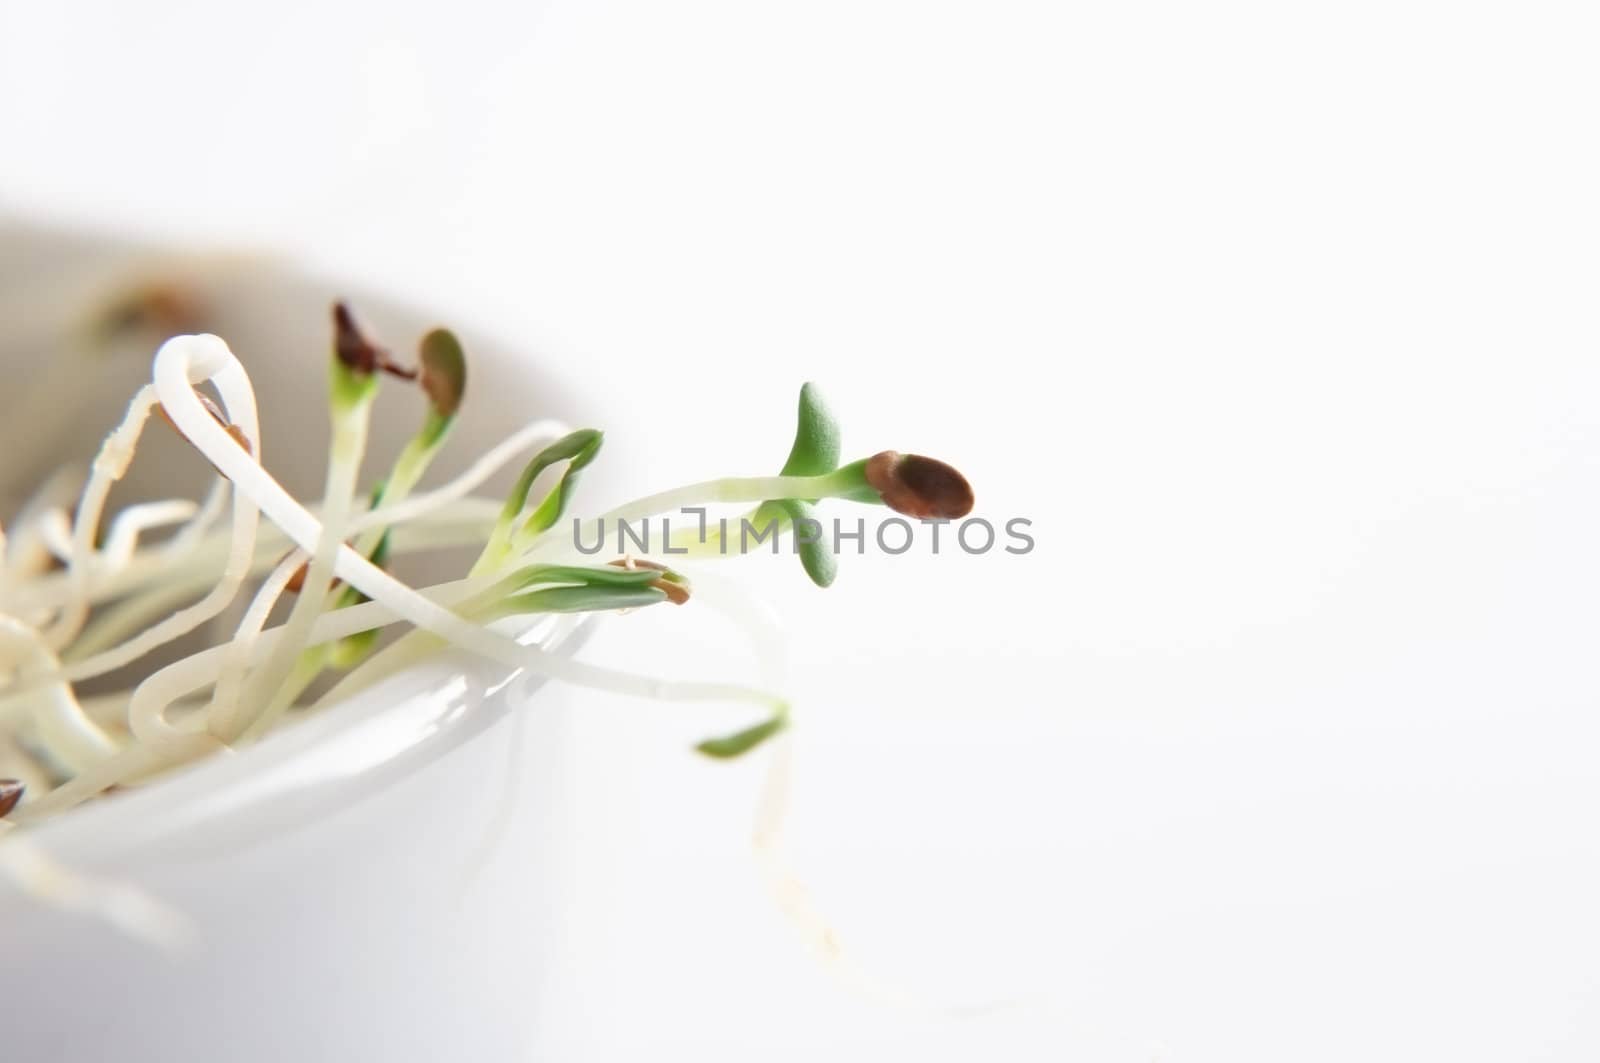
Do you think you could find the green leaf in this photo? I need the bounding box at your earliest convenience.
[472,430,605,576]
[505,563,668,592]
[776,499,835,587]
[497,429,603,535]
[695,708,789,759]
[502,430,601,516]
[779,382,842,478]
[499,584,667,615]
[522,431,604,538]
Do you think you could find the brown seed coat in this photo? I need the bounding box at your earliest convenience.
[0,778,25,818]
[864,451,975,520]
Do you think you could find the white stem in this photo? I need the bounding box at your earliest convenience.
[7,733,221,825]
[227,390,370,742]
[0,615,117,774]
[348,418,569,535]
[349,427,437,558]
[194,549,306,745]
[99,499,200,571]
[1,464,84,591]
[56,339,262,682]
[11,499,499,620]
[44,384,159,650]
[530,473,838,562]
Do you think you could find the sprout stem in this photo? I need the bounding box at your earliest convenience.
[0,616,116,774]
[534,472,848,563]
[224,363,374,744]
[196,548,307,744]
[98,500,200,571]
[56,336,264,683]
[44,384,159,650]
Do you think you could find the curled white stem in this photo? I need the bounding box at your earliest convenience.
[57,336,263,683]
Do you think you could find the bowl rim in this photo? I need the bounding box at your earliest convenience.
[22,615,595,865]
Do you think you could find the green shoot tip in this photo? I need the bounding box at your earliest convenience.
[607,557,691,604]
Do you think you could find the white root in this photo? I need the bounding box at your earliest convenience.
[1,464,86,598]
[0,615,117,774]
[225,380,370,743]
[42,384,160,650]
[99,499,201,571]
[54,338,263,684]
[194,549,306,744]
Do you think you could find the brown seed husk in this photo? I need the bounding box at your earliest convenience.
[156,391,254,456]
[864,451,975,520]
[333,302,415,379]
[0,778,25,818]
[608,557,690,604]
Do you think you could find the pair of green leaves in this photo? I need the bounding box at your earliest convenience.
[475,429,605,574]
[511,429,603,542]
[505,430,603,538]
[765,382,841,588]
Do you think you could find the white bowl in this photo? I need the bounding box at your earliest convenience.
[0,220,603,1062]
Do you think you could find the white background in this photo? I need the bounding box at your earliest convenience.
[4,1,1600,1058]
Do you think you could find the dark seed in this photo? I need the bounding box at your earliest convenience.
[333,301,417,381]
[0,779,25,818]
[332,302,383,375]
[864,451,974,520]
[419,329,467,418]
